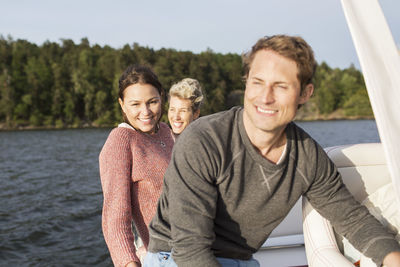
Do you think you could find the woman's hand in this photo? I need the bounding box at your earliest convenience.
[124,246,147,267]
[383,251,400,267]
[125,261,141,267]
[136,246,147,263]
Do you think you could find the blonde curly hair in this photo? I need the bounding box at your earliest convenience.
[169,78,204,112]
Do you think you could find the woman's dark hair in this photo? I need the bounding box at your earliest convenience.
[118,64,164,100]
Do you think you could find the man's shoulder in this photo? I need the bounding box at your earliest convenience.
[177,107,242,146]
[288,122,327,162]
[191,106,241,130]
[288,122,316,144]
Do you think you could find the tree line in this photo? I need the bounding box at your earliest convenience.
[0,35,373,129]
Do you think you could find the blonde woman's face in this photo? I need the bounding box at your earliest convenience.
[119,83,162,134]
[168,96,199,135]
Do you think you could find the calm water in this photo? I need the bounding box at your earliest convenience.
[0,120,380,266]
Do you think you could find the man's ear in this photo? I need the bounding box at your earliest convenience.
[299,84,314,104]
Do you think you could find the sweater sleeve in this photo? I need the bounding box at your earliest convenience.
[99,129,140,267]
[304,145,400,265]
[166,129,221,267]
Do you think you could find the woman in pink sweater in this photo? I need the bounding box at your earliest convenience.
[99,65,174,267]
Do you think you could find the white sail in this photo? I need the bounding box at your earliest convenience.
[341,0,400,207]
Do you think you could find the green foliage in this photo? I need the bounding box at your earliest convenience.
[343,89,373,117]
[55,118,64,128]
[311,62,371,118]
[0,37,373,129]
[29,110,43,126]
[0,68,14,126]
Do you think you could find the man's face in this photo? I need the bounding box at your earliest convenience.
[243,49,313,139]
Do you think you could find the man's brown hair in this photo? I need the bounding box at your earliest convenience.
[242,35,317,92]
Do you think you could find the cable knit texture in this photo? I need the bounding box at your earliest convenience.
[99,122,174,267]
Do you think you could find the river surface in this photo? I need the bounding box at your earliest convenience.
[0,120,380,266]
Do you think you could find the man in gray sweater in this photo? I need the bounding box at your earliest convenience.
[144,35,400,267]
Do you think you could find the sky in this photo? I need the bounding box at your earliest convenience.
[1,0,399,69]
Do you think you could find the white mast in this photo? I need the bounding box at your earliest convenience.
[341,0,400,206]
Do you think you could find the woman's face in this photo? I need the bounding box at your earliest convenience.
[168,96,199,135]
[119,83,162,134]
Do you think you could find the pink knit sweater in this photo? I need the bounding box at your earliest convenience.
[99,122,174,267]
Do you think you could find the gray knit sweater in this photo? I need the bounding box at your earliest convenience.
[148,107,400,266]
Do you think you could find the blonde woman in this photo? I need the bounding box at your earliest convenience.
[168,78,204,136]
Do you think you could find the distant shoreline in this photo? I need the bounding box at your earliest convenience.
[0,123,112,131]
[0,115,375,131]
